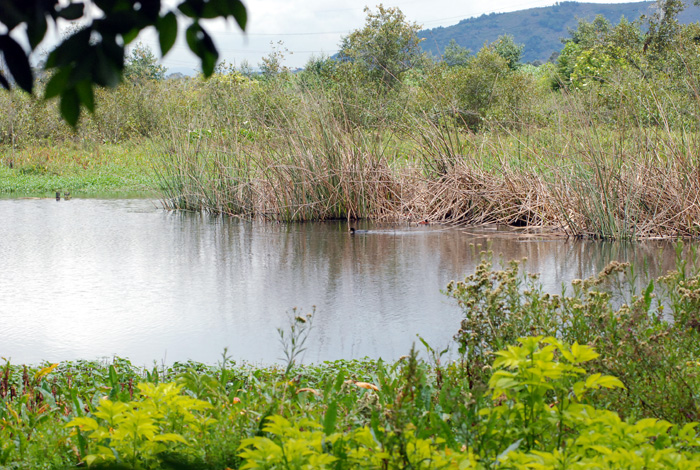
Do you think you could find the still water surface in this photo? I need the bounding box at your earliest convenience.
[0,198,683,365]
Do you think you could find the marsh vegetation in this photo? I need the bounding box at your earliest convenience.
[2,3,700,239]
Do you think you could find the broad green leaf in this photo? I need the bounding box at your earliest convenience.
[95,50,122,88]
[588,445,613,455]
[185,23,200,56]
[108,365,119,387]
[58,3,85,20]
[634,418,671,435]
[101,37,125,69]
[559,347,575,364]
[519,336,544,352]
[679,422,699,441]
[333,369,346,393]
[643,279,655,311]
[44,67,70,99]
[178,1,200,18]
[60,88,81,127]
[153,433,188,444]
[595,375,625,390]
[94,399,129,424]
[26,10,48,49]
[584,373,602,389]
[230,0,247,30]
[323,400,338,435]
[122,27,140,45]
[263,415,292,435]
[0,35,33,93]
[186,23,219,76]
[46,28,91,68]
[493,348,521,368]
[585,373,625,390]
[571,342,599,363]
[158,12,178,56]
[66,416,99,431]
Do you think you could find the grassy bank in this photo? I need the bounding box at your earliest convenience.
[0,141,161,195]
[2,246,700,468]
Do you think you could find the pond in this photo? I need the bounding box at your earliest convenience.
[0,198,683,366]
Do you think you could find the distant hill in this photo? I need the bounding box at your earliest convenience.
[419,1,700,63]
[167,66,197,77]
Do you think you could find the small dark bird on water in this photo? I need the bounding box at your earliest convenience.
[55,191,60,201]
[349,227,368,235]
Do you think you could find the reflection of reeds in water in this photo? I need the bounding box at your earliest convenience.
[156,87,700,240]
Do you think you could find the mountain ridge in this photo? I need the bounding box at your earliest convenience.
[418,1,700,63]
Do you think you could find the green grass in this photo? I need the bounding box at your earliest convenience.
[0,141,162,195]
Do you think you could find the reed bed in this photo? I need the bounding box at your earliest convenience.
[3,24,699,240]
[156,84,700,240]
[157,93,407,222]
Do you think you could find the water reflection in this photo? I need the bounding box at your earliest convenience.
[0,199,686,366]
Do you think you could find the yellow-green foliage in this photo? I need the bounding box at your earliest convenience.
[237,337,700,469]
[490,338,700,469]
[446,248,700,424]
[238,415,479,469]
[66,382,213,468]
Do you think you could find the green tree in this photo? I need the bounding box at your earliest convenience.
[124,43,168,82]
[0,0,246,126]
[259,41,291,79]
[338,4,424,88]
[492,34,524,70]
[565,15,612,49]
[643,0,685,59]
[555,15,639,88]
[442,39,471,67]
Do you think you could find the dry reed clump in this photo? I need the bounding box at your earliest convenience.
[624,160,700,237]
[406,163,557,228]
[253,148,402,222]
[544,138,700,239]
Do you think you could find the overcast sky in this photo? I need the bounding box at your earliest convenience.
[133,0,648,73]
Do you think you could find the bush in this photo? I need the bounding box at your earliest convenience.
[446,245,700,423]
